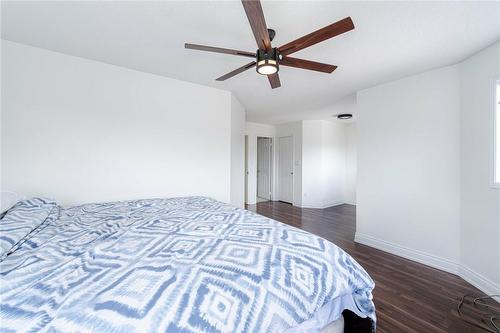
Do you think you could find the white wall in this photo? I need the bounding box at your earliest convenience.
[302,120,324,208]
[356,65,462,271]
[321,121,348,207]
[301,120,347,208]
[230,95,246,208]
[355,43,500,297]
[244,122,276,205]
[345,123,357,205]
[459,42,500,296]
[1,41,235,206]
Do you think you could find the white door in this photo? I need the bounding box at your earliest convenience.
[257,137,271,200]
[278,136,294,203]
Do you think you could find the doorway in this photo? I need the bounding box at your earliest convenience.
[257,137,273,202]
[278,136,294,204]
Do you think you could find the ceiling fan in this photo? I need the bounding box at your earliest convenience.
[185,0,355,89]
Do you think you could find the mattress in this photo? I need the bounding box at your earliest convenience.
[0,196,375,332]
[320,316,344,333]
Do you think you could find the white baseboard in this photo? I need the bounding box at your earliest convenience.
[355,233,500,301]
[322,201,345,209]
[300,201,345,209]
[459,265,500,301]
[354,233,459,274]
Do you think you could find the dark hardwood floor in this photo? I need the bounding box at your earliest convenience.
[246,201,494,333]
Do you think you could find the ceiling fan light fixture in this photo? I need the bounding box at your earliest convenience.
[256,49,279,75]
[257,59,278,75]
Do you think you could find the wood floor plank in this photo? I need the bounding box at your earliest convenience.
[246,201,491,333]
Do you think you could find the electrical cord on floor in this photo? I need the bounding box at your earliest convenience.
[457,294,500,332]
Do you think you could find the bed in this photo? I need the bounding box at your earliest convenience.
[0,196,375,332]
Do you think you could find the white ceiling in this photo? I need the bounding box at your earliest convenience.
[2,1,500,124]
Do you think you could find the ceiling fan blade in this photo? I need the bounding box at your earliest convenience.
[185,43,256,58]
[268,73,281,89]
[278,17,354,56]
[241,0,272,52]
[280,57,337,73]
[216,62,257,81]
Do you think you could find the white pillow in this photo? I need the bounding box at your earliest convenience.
[1,191,26,215]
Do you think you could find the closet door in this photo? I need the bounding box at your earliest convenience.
[257,137,271,200]
[278,136,293,203]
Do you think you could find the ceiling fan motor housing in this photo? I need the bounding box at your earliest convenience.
[267,28,276,41]
[256,48,279,75]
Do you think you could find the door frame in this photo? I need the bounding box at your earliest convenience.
[277,135,294,204]
[256,136,273,201]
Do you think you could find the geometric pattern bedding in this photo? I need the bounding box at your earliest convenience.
[0,196,375,332]
[0,198,57,260]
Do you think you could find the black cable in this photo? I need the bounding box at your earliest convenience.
[474,296,500,332]
[457,294,500,333]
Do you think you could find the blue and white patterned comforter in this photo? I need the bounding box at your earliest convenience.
[0,197,375,332]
